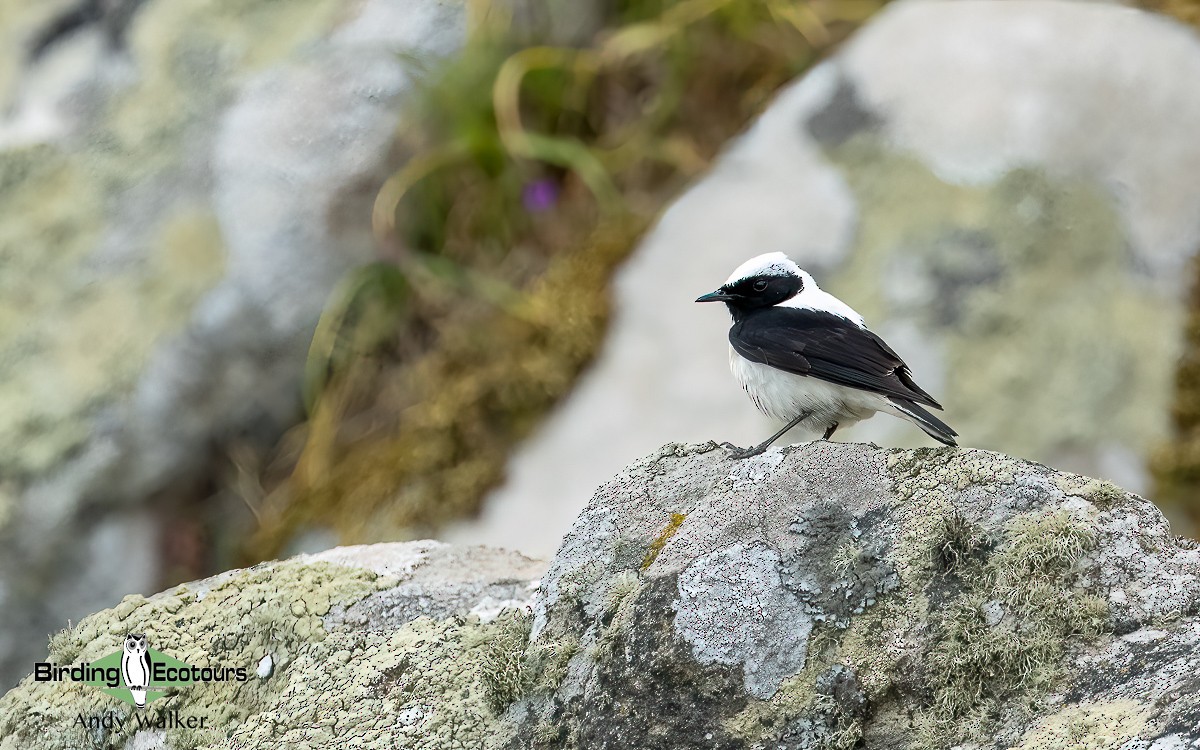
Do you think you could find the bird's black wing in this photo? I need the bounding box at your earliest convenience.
[729,307,943,409]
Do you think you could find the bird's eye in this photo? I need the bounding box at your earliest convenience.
[753,280,768,292]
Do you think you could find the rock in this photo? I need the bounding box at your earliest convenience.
[0,0,464,687]
[505,442,1200,749]
[454,0,1200,555]
[0,540,546,750]
[4,445,1200,748]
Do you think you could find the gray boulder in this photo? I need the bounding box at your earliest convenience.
[455,0,1200,555]
[502,442,1200,748]
[3,444,1199,748]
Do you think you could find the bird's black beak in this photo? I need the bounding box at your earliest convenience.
[695,289,734,303]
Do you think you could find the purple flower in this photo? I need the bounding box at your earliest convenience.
[522,179,559,212]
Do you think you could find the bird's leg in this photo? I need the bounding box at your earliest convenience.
[822,422,839,440]
[726,410,812,460]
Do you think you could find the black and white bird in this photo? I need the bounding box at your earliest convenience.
[696,252,957,458]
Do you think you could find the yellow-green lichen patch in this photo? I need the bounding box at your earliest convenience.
[0,151,223,480]
[0,145,107,476]
[219,608,531,750]
[725,661,825,741]
[1014,698,1152,750]
[641,512,687,570]
[0,559,388,750]
[888,448,1016,503]
[826,138,1178,458]
[725,634,869,750]
[109,0,344,161]
[887,449,1017,583]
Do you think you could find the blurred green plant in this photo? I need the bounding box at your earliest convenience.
[241,0,882,561]
[1144,0,1200,538]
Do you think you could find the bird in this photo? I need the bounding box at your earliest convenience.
[696,252,957,459]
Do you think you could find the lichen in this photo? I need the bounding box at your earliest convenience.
[0,0,335,482]
[916,509,1109,747]
[1054,474,1128,511]
[725,648,869,750]
[591,570,641,661]
[0,557,538,750]
[726,453,1113,750]
[1013,698,1152,750]
[0,559,386,749]
[724,661,824,740]
[519,633,579,697]
[826,138,1178,460]
[222,607,532,750]
[640,512,687,570]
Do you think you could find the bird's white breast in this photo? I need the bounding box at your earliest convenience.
[728,346,886,427]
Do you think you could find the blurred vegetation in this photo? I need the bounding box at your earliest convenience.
[1152,252,1200,536]
[233,0,884,562]
[1139,0,1200,27]
[1146,0,1200,537]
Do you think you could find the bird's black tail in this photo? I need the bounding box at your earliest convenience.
[889,398,958,447]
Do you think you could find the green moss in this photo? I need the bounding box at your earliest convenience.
[256,221,650,556]
[930,509,989,575]
[463,609,534,714]
[641,512,687,570]
[764,454,1117,750]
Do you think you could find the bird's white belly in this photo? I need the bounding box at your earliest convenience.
[728,346,885,427]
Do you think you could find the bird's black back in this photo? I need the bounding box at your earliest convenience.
[728,306,943,409]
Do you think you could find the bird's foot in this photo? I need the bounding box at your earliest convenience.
[721,441,768,460]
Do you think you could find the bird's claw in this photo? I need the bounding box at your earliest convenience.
[721,442,766,460]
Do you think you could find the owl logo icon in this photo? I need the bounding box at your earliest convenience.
[120,633,153,709]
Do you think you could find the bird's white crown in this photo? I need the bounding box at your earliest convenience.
[724,252,806,285]
[720,252,864,326]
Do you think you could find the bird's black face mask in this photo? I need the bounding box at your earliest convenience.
[695,273,803,310]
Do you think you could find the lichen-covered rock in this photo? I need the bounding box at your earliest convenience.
[0,541,545,750]
[3,446,1198,748]
[502,442,1200,749]
[0,0,463,687]
[461,0,1200,555]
